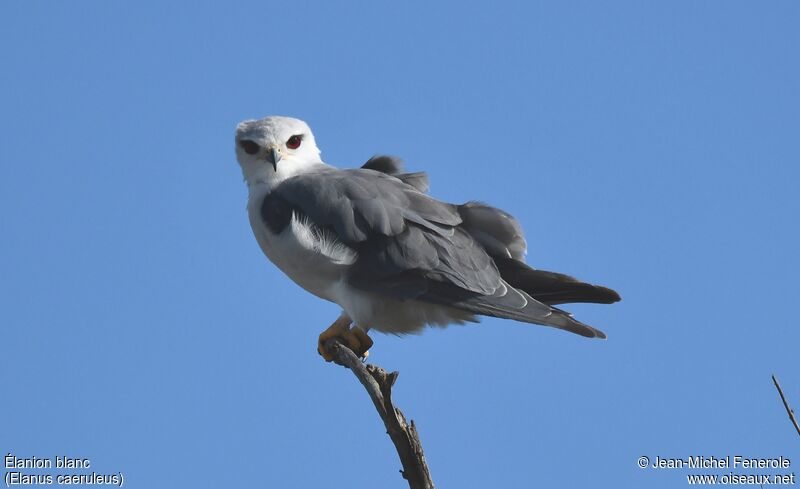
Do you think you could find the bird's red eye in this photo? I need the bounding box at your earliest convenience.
[239,140,260,155]
[286,135,303,150]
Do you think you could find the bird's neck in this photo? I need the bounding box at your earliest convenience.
[245,158,329,194]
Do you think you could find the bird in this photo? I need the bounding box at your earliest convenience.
[234,115,620,361]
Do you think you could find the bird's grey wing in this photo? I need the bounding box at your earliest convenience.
[270,168,499,296]
[272,168,455,242]
[268,168,604,337]
[347,222,604,337]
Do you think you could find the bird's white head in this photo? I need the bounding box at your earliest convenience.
[235,116,323,188]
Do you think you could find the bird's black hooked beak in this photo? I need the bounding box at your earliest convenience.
[266,147,281,171]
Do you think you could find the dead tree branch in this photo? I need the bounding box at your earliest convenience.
[324,338,435,489]
[772,374,800,437]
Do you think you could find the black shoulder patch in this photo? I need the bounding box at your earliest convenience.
[260,192,304,234]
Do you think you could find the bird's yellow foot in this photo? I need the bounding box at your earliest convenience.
[317,315,374,362]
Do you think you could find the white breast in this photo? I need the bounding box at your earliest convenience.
[247,190,356,302]
[245,184,475,334]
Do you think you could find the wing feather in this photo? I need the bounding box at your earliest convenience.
[268,167,609,338]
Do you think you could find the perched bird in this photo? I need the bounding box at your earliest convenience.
[235,116,620,360]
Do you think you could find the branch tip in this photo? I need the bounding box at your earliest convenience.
[772,374,800,437]
[324,338,435,489]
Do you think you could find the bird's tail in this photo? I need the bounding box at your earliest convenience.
[420,278,611,339]
[494,257,620,306]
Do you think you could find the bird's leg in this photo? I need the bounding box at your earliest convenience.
[317,314,374,362]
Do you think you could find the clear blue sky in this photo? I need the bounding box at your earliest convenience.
[2,1,798,488]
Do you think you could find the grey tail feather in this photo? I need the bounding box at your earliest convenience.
[419,281,607,339]
[543,305,607,339]
[494,256,621,306]
[470,297,607,339]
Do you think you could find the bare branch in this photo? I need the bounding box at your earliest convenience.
[324,338,435,489]
[771,374,800,437]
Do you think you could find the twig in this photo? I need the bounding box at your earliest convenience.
[771,374,800,437]
[324,338,435,489]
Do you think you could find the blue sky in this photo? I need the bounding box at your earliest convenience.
[2,1,798,487]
